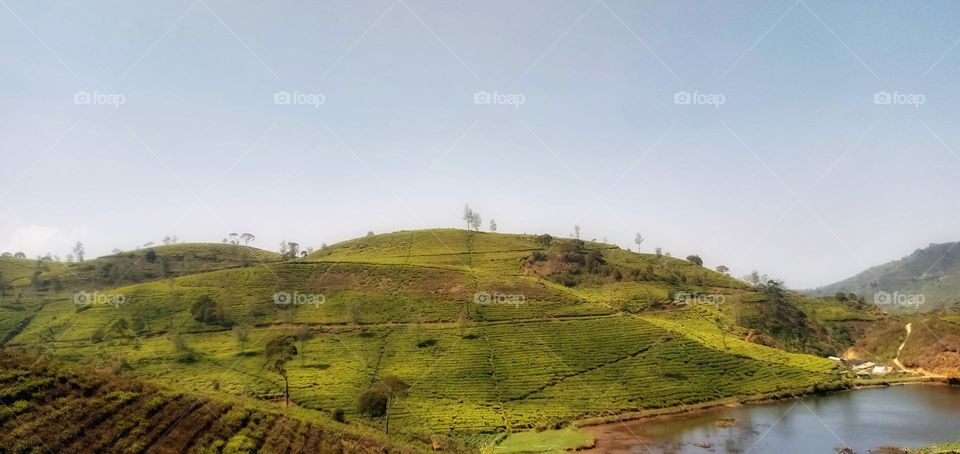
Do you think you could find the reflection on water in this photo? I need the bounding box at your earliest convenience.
[587,385,960,453]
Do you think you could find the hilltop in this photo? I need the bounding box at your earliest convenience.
[808,242,960,311]
[1,228,890,450]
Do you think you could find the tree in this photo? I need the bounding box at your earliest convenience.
[132,312,147,336]
[743,270,762,286]
[227,233,239,245]
[280,241,300,260]
[346,301,361,325]
[716,265,730,276]
[463,205,474,230]
[13,252,26,259]
[573,225,581,240]
[1,252,11,258]
[72,242,85,262]
[366,231,375,237]
[240,233,256,245]
[413,312,424,346]
[835,292,848,302]
[457,312,471,338]
[489,219,497,232]
[294,326,314,367]
[686,255,703,266]
[265,337,297,407]
[358,376,409,434]
[37,326,56,356]
[191,295,229,326]
[0,271,9,296]
[462,205,482,231]
[144,249,157,263]
[634,233,644,252]
[535,234,553,248]
[169,331,193,362]
[655,247,663,259]
[233,323,252,354]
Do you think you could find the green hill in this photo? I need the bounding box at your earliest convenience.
[808,241,960,311]
[2,229,876,449]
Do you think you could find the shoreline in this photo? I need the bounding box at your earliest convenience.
[574,375,944,430]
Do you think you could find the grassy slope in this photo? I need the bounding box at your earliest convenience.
[0,351,422,453]
[808,241,960,310]
[5,229,856,443]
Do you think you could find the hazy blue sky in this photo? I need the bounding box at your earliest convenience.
[2,0,959,288]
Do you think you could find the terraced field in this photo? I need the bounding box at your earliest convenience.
[1,229,861,449]
[10,311,840,436]
[0,351,420,453]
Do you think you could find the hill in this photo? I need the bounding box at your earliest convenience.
[2,228,883,449]
[808,241,960,311]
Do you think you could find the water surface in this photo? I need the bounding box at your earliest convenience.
[586,385,960,453]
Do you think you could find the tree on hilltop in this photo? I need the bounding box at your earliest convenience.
[462,205,482,231]
[72,242,85,262]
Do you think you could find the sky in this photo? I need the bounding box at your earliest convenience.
[2,0,959,289]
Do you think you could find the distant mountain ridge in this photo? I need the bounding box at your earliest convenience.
[808,241,960,311]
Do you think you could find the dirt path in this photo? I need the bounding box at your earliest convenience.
[893,322,912,371]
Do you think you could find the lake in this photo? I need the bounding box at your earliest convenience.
[585,385,960,453]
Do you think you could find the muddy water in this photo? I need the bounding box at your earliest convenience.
[586,385,960,453]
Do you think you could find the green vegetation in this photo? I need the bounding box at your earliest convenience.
[1,228,875,450]
[915,443,960,454]
[0,351,419,453]
[493,427,593,453]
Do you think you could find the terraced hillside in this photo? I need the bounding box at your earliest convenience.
[0,351,421,453]
[2,243,280,291]
[2,229,867,449]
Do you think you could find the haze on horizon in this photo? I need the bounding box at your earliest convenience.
[3,0,960,289]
